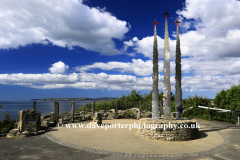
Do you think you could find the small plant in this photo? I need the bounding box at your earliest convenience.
[126,110,137,119]
[75,103,92,113]
[117,113,124,119]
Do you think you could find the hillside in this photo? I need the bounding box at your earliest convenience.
[34,97,119,101]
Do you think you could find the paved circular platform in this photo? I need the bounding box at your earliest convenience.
[45,119,230,158]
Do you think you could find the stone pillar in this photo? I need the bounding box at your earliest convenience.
[163,16,171,120]
[33,101,36,110]
[93,112,102,126]
[92,100,95,115]
[238,116,240,126]
[175,22,184,120]
[137,101,141,120]
[115,101,118,119]
[54,101,59,123]
[152,21,159,120]
[71,101,75,123]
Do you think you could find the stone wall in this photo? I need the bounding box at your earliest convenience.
[138,118,199,141]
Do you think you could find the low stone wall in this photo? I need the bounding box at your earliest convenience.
[138,118,199,141]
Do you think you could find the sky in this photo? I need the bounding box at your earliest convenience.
[0,0,240,101]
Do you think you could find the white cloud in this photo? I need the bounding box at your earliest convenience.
[123,0,240,61]
[76,59,153,76]
[1,0,240,96]
[49,61,69,74]
[132,37,138,42]
[0,0,130,55]
[0,73,79,85]
[123,35,176,59]
[0,59,239,93]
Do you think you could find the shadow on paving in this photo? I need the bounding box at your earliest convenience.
[196,118,240,132]
[1,119,240,160]
[0,135,110,160]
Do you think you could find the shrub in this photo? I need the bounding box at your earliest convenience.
[0,112,16,133]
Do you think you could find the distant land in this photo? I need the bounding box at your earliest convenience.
[30,97,119,101]
[30,97,214,101]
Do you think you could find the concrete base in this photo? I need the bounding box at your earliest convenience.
[6,129,46,138]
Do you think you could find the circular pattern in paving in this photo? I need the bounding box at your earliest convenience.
[45,119,230,158]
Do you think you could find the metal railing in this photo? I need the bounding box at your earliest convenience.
[35,101,54,115]
[181,105,240,125]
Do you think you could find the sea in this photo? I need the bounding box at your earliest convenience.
[0,100,102,121]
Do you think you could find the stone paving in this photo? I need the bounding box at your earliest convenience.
[45,131,229,158]
[45,119,231,158]
[1,118,240,160]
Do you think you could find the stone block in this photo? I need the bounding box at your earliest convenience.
[74,120,79,123]
[166,137,175,141]
[8,129,19,135]
[178,129,188,134]
[17,109,41,132]
[14,122,18,129]
[41,121,49,128]
[63,117,70,121]
[80,111,85,115]
[170,130,178,134]
[179,133,187,136]
[156,128,164,133]
[140,130,146,134]
[92,112,102,125]
[165,128,173,131]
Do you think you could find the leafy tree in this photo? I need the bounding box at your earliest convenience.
[213,84,240,111]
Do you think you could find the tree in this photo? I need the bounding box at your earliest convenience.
[0,105,2,121]
[213,84,240,111]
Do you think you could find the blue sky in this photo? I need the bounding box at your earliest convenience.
[0,0,240,100]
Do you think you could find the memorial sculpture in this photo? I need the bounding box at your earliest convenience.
[151,19,160,120]
[174,18,185,120]
[162,9,172,119]
[6,109,45,138]
[138,10,199,141]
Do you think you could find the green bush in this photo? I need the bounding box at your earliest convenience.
[126,110,137,119]
[75,103,92,113]
[0,112,16,133]
[183,102,236,123]
[117,113,124,119]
